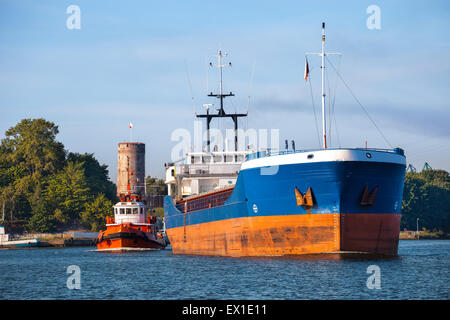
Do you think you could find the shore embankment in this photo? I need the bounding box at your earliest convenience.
[399,230,449,240]
[1,231,97,249]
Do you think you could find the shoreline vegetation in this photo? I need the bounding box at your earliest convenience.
[1,118,449,239]
[0,118,166,235]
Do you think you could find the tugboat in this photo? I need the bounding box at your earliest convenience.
[96,160,166,251]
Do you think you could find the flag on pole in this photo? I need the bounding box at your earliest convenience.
[129,122,133,142]
[304,58,309,81]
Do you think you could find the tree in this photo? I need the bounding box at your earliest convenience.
[0,119,66,222]
[145,176,167,195]
[26,200,55,233]
[45,161,90,227]
[0,118,118,232]
[67,152,116,201]
[1,118,66,179]
[81,194,113,231]
[401,169,450,233]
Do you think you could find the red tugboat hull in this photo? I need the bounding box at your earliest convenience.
[96,237,165,251]
[96,223,166,251]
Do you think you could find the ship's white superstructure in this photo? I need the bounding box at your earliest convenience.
[165,150,251,197]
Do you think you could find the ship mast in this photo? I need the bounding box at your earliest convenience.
[196,49,247,152]
[321,22,327,149]
[306,22,341,150]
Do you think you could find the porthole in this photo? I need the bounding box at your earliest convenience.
[366,153,372,159]
[307,154,314,159]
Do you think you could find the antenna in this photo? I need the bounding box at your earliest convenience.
[184,60,196,114]
[321,22,326,149]
[247,60,256,112]
[197,49,247,152]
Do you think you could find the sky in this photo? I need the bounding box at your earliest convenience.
[0,0,449,182]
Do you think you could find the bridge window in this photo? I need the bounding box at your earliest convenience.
[120,208,125,214]
[126,208,131,214]
[191,156,201,164]
[202,155,211,163]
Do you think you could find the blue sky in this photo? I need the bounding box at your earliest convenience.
[1,0,449,182]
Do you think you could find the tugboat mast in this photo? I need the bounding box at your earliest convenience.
[196,50,247,152]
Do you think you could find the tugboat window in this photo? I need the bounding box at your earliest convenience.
[126,208,131,214]
[132,208,138,214]
[120,208,125,214]
[366,153,372,159]
[307,154,314,159]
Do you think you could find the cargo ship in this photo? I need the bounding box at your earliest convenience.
[164,23,406,257]
[96,158,166,251]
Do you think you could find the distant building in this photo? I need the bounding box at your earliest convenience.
[117,142,145,196]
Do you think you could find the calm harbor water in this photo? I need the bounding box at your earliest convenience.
[0,240,448,300]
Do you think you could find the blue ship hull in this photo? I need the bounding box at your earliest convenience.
[165,149,406,256]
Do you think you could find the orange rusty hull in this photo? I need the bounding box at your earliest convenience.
[166,213,400,257]
[341,213,401,255]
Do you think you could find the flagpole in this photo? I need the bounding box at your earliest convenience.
[129,122,133,142]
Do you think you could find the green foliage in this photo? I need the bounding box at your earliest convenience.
[152,207,164,218]
[81,194,113,231]
[145,176,167,195]
[401,169,450,233]
[67,153,116,201]
[0,118,117,233]
[45,161,90,226]
[25,200,55,233]
[2,118,65,179]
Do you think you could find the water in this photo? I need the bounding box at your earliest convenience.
[0,240,448,300]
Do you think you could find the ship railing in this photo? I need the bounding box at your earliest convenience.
[245,147,404,161]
